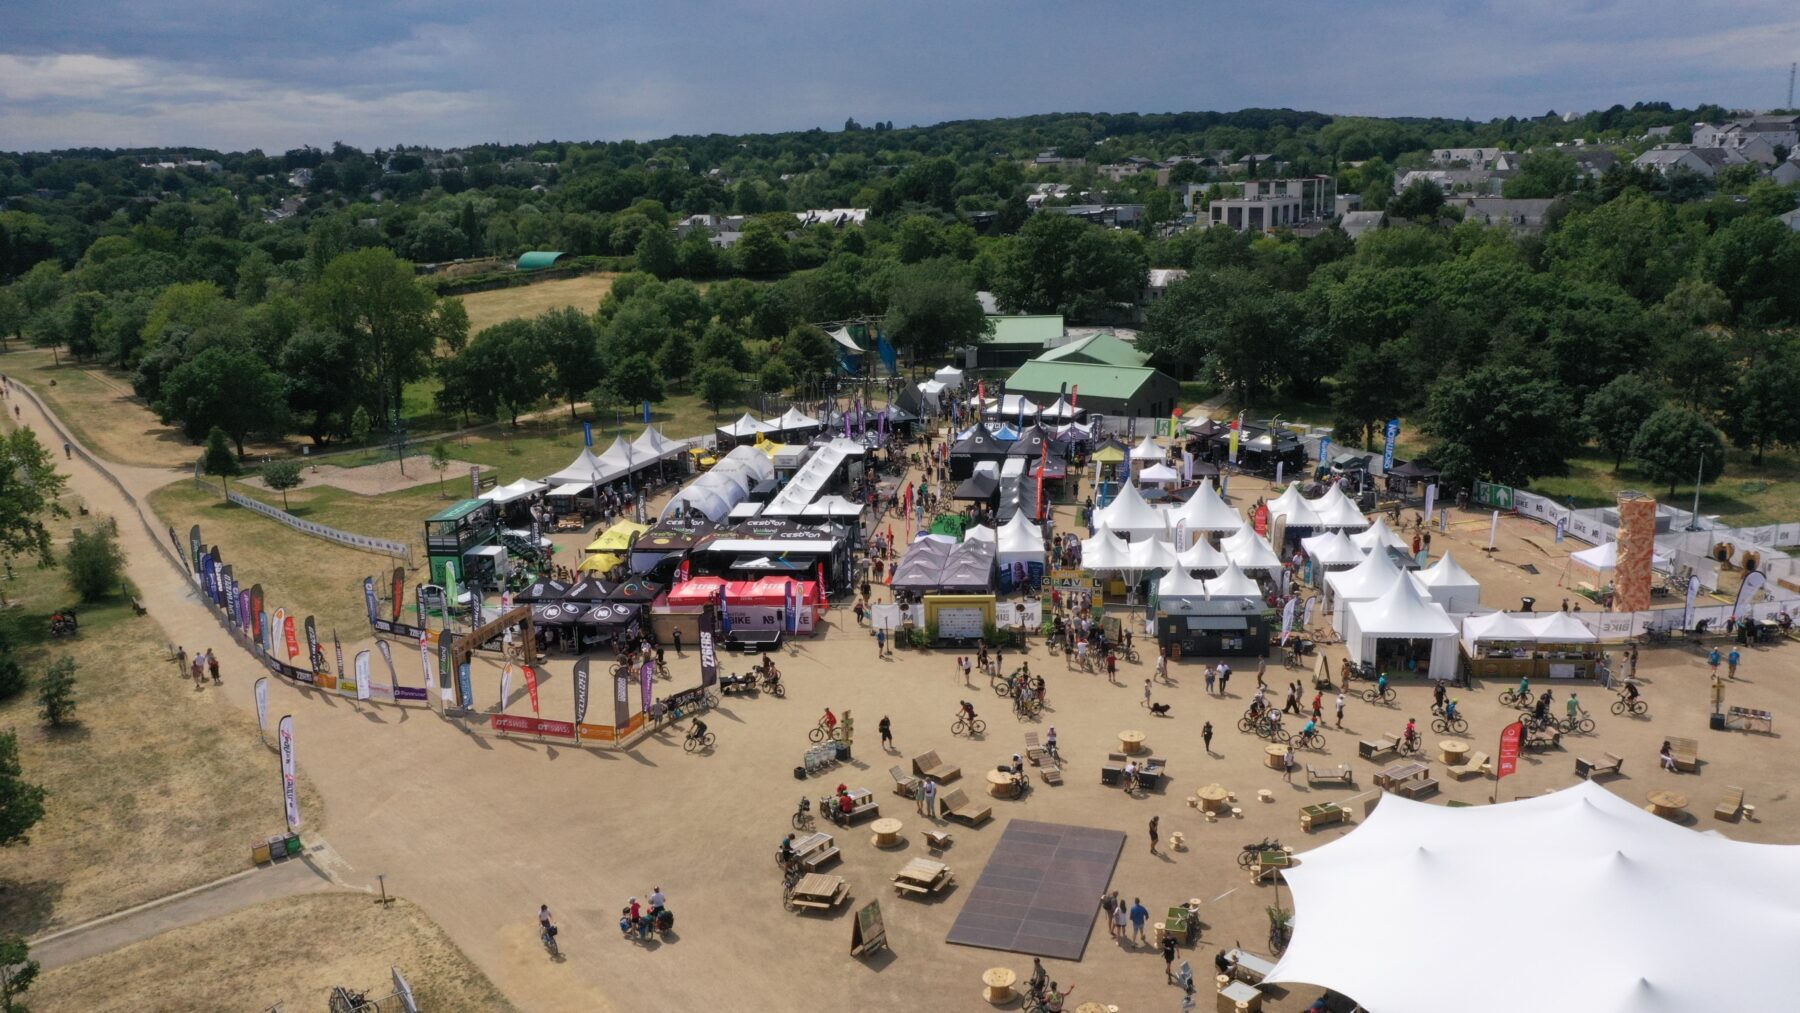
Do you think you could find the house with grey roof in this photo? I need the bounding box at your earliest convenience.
[1779,208,1800,232]
[1632,146,1719,178]
[1693,116,1799,154]
[1451,197,1557,234]
[1338,210,1386,240]
[1772,159,1800,187]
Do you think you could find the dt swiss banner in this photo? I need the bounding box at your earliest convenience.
[363,577,379,624]
[1496,720,1523,780]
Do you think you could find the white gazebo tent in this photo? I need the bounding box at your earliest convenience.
[1301,530,1363,571]
[1175,538,1231,576]
[1129,435,1165,462]
[995,512,1046,571]
[933,365,964,390]
[1309,483,1370,530]
[1163,479,1243,541]
[1138,462,1180,484]
[1569,539,1671,576]
[1097,481,1168,539]
[1039,396,1076,421]
[1221,524,1285,573]
[770,406,823,437]
[544,440,632,489]
[1458,610,1536,655]
[1520,611,1600,644]
[717,413,775,441]
[1325,547,1404,631]
[1204,559,1263,599]
[1411,551,1482,613]
[1350,515,1410,556]
[1270,781,1800,1013]
[1156,565,1211,602]
[1080,528,1133,573]
[1266,482,1325,529]
[1126,537,1178,575]
[1343,575,1460,680]
[480,477,549,506]
[632,425,684,463]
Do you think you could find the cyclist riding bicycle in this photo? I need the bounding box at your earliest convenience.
[1444,699,1459,724]
[1403,718,1418,750]
[1376,674,1389,697]
[1623,681,1640,703]
[822,708,837,732]
[960,700,977,723]
[1516,675,1530,699]
[687,719,708,743]
[1301,718,1318,739]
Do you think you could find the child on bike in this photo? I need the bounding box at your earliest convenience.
[1444,698,1459,724]
[1403,718,1418,751]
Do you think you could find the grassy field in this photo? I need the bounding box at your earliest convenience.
[0,511,324,936]
[459,272,621,333]
[1528,445,1800,528]
[35,893,514,1013]
[0,348,204,468]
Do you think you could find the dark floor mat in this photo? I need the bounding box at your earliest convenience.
[943,819,1125,960]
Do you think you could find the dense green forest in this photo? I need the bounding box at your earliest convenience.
[1,102,1797,494]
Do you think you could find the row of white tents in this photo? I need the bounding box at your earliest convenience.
[715,406,828,440]
[535,426,689,497]
[1094,479,1247,540]
[1267,481,1371,530]
[1081,522,1284,579]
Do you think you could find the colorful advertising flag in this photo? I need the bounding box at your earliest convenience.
[375,639,398,695]
[458,660,473,712]
[250,585,265,641]
[1070,384,1079,408]
[523,664,540,716]
[1496,720,1523,780]
[1382,418,1401,472]
[278,715,301,828]
[698,608,717,688]
[303,616,321,673]
[816,561,828,605]
[354,650,371,701]
[1228,414,1242,463]
[222,566,237,624]
[363,577,378,624]
[188,525,203,574]
[640,657,653,714]
[419,633,435,692]
[573,657,591,726]
[784,580,798,635]
[1682,574,1701,632]
[499,664,513,712]
[391,567,406,624]
[254,677,269,735]
[443,561,460,629]
[283,614,300,661]
[1279,597,1297,645]
[719,584,732,635]
[613,667,631,729]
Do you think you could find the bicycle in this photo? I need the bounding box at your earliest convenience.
[1283,650,1306,670]
[1236,838,1284,868]
[1430,715,1468,735]
[541,923,561,959]
[1498,688,1533,709]
[808,720,846,744]
[1361,685,1396,705]
[1396,732,1422,756]
[1557,712,1596,734]
[951,714,987,737]
[1611,696,1648,718]
[684,728,716,753]
[792,796,813,830]
[1294,728,1326,750]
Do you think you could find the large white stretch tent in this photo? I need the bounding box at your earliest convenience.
[1343,574,1460,679]
[1271,781,1800,1013]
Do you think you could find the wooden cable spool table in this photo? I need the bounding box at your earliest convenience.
[1647,790,1688,819]
[1118,729,1147,754]
[1264,744,1288,770]
[870,817,903,848]
[1198,783,1230,813]
[982,966,1017,1004]
[986,768,1019,797]
[1439,739,1469,765]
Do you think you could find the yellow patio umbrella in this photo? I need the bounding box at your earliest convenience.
[578,552,623,573]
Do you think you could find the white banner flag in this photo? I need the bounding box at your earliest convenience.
[1683,575,1701,631]
[1423,483,1437,526]
[1275,461,1284,487]
[499,663,513,712]
[1279,597,1297,645]
[354,650,371,701]
[278,715,301,829]
[1182,451,1194,481]
[419,633,433,686]
[1302,595,1316,629]
[254,677,269,734]
[1488,510,1500,550]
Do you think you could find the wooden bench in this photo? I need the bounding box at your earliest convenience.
[1715,786,1744,822]
[1024,732,1044,765]
[1447,751,1489,780]
[1395,777,1439,799]
[840,799,881,824]
[1358,737,1397,761]
[939,788,992,827]
[1575,752,1624,780]
[1668,736,1698,772]
[1725,706,1774,734]
[1305,764,1354,786]
[801,846,841,871]
[130,597,148,616]
[889,765,921,798]
[1373,761,1427,790]
[1524,728,1561,751]
[912,750,961,784]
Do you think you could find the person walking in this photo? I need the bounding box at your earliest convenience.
[1106,649,1118,683]
[1112,901,1129,940]
[672,628,683,656]
[1129,897,1150,942]
[879,715,893,751]
[1708,647,1721,676]
[175,645,187,676]
[206,648,220,685]
[192,653,205,690]
[922,778,937,819]
[1218,663,1231,695]
[1147,815,1160,854]
[1728,647,1741,680]
[1311,691,1323,722]
[1201,720,1213,755]
[1283,745,1295,783]
[876,627,887,656]
[1335,691,1346,729]
[1204,666,1216,695]
[1143,679,1153,709]
[1162,932,1178,982]
[1104,892,1121,937]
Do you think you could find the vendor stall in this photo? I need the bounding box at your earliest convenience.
[579,520,649,575]
[717,412,776,447]
[993,513,1046,592]
[1309,483,1370,531]
[1410,551,1481,613]
[1221,523,1285,574]
[1162,479,1242,542]
[1096,481,1168,540]
[1325,548,1404,631]
[1344,576,1461,680]
[1460,610,1601,681]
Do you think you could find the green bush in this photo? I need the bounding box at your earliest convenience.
[38,655,78,727]
[64,519,126,603]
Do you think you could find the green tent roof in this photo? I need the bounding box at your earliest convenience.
[1005,360,1161,401]
[428,498,490,522]
[516,251,566,270]
[987,315,1065,345]
[1035,332,1148,368]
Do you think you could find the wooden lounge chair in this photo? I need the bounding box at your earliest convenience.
[1668,737,1698,773]
[1447,751,1489,780]
[889,765,921,798]
[1358,736,1397,761]
[911,750,961,784]
[1396,777,1439,799]
[939,788,992,826]
[1039,760,1063,785]
[1305,763,1354,786]
[1024,732,1044,765]
[1574,752,1623,780]
[1715,786,1744,822]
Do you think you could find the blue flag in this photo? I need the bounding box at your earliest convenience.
[1382,419,1401,472]
[642,401,652,423]
[582,421,593,447]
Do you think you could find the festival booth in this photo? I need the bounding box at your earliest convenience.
[891,536,996,597]
[1325,550,1405,631]
[1163,479,1242,543]
[1221,523,1285,574]
[716,413,775,447]
[953,470,1000,505]
[1204,559,1265,600]
[1175,537,1230,576]
[890,536,956,594]
[1343,576,1460,679]
[686,518,849,597]
[1139,463,1179,485]
[1461,611,1605,682]
[1079,528,1133,574]
[933,365,965,391]
[1301,530,1364,578]
[1128,436,1165,481]
[531,599,641,653]
[768,406,825,441]
[1569,539,1672,579]
[543,439,634,511]
[761,439,863,518]
[631,425,687,480]
[994,461,1040,526]
[628,518,715,579]
[949,425,1009,480]
[991,513,1047,592]
[982,394,1040,421]
[1156,562,1271,657]
[480,478,550,525]
[514,577,569,603]
[1384,458,1440,499]
[1269,781,1800,1013]
[579,520,649,575]
[1350,516,1412,559]
[1038,396,1078,422]
[1410,551,1482,613]
[1097,481,1168,540]
[1265,482,1326,550]
[1309,483,1371,531]
[659,575,819,639]
[662,444,775,523]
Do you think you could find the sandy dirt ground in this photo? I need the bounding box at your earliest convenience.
[12,380,1799,1013]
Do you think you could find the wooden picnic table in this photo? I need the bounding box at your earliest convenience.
[895,856,952,896]
[1374,761,1428,789]
[1264,743,1288,770]
[1119,729,1146,754]
[1648,790,1688,819]
[870,817,903,848]
[791,831,830,857]
[1440,739,1469,765]
[788,872,847,910]
[1197,783,1230,813]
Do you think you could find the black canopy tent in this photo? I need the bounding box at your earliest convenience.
[954,473,1000,502]
[949,426,1008,479]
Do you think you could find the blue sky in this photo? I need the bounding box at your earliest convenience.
[2,1,1797,151]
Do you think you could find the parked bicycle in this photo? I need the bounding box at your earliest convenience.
[1236,838,1284,868]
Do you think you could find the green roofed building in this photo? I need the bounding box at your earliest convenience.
[1035,332,1148,369]
[516,251,566,271]
[1005,360,1182,419]
[971,314,1065,369]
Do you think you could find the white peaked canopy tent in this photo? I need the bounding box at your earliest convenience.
[798,495,865,520]
[1129,435,1164,461]
[1139,462,1180,484]
[1344,575,1460,679]
[1325,548,1404,630]
[1126,537,1178,574]
[1266,482,1325,529]
[1411,551,1482,613]
[1039,396,1076,420]
[1164,479,1243,535]
[1570,539,1671,574]
[1270,781,1800,1013]
[632,425,685,461]
[1521,611,1599,643]
[717,413,775,439]
[1350,515,1410,555]
[1156,565,1211,601]
[1308,483,1370,530]
[1080,528,1133,572]
[933,365,964,390]
[1176,538,1231,574]
[545,439,632,487]
[1097,482,1168,539]
[1301,530,1364,570]
[1459,610,1536,654]
[1221,524,1284,572]
[770,406,823,435]
[1204,559,1263,599]
[481,477,549,505]
[995,513,1046,569]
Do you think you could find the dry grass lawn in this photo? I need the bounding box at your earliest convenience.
[0,348,200,468]
[0,517,324,937]
[459,272,621,333]
[35,893,514,1013]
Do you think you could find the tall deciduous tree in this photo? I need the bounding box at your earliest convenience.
[535,306,603,417]
[883,258,991,365]
[0,429,69,565]
[695,363,741,417]
[305,248,439,422]
[1631,405,1726,496]
[280,327,361,445]
[1423,364,1582,488]
[455,320,550,426]
[156,345,289,454]
[1721,356,1800,466]
[1583,373,1665,468]
[992,214,1147,321]
[0,730,47,848]
[1141,267,1301,403]
[605,353,665,407]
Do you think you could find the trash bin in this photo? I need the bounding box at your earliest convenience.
[835,742,850,762]
[267,835,287,861]
[251,838,272,865]
[1520,597,1536,613]
[1709,712,1727,731]
[283,833,302,856]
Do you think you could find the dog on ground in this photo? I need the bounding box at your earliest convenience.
[1149,702,1172,717]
